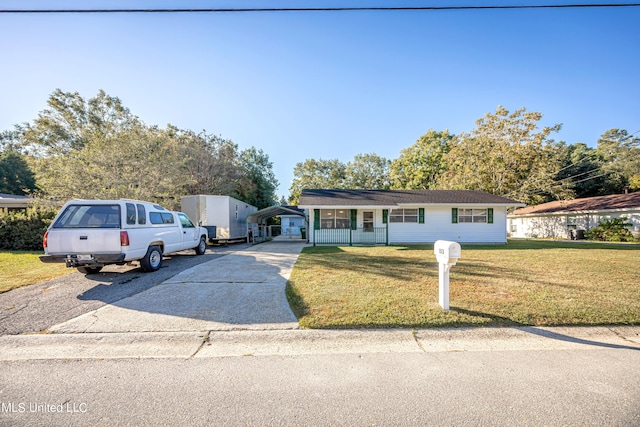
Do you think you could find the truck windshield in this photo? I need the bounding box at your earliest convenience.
[53,204,121,229]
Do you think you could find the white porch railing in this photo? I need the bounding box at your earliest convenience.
[313,227,388,246]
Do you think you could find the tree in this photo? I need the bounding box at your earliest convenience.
[289,158,347,204]
[0,152,38,195]
[389,130,452,189]
[596,128,640,193]
[9,89,278,210]
[437,106,568,205]
[180,129,244,198]
[21,89,138,157]
[554,142,606,199]
[237,147,279,209]
[344,153,391,190]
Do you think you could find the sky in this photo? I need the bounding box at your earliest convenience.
[1,1,639,198]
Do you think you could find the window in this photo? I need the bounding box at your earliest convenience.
[320,209,350,229]
[389,208,418,223]
[150,212,175,224]
[178,213,194,228]
[53,205,121,229]
[126,203,136,225]
[137,204,146,224]
[454,208,494,223]
[458,208,487,223]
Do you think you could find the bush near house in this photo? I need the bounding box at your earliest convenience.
[585,218,635,242]
[0,206,57,251]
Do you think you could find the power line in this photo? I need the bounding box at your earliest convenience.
[2,3,640,14]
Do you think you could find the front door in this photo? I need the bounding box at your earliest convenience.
[363,211,374,232]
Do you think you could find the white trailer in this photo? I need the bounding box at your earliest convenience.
[181,195,257,243]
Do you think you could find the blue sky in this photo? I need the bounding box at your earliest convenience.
[1,1,639,197]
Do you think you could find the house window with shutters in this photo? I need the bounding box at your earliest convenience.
[320,209,350,229]
[454,208,494,224]
[389,208,418,223]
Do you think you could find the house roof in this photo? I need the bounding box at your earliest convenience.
[511,192,640,216]
[298,189,523,207]
[0,193,30,208]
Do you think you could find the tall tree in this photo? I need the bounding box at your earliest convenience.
[21,89,138,157]
[438,106,568,204]
[237,147,279,209]
[13,89,280,209]
[345,153,391,190]
[0,152,38,195]
[554,142,607,198]
[596,128,640,193]
[289,158,346,204]
[389,129,452,189]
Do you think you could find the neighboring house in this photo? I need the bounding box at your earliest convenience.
[0,193,30,211]
[508,192,640,239]
[297,189,524,245]
[277,206,307,237]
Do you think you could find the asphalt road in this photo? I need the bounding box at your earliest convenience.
[1,348,639,426]
[0,243,250,336]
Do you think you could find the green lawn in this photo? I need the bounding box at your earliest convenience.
[0,252,74,293]
[286,240,640,328]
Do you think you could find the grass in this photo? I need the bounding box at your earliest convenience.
[286,240,640,328]
[0,252,75,293]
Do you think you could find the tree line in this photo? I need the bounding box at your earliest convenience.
[2,93,638,209]
[289,106,640,205]
[0,90,278,210]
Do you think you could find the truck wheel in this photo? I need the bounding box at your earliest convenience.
[141,246,163,272]
[77,266,103,275]
[195,236,207,255]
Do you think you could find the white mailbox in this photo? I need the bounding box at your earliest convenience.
[433,240,461,310]
[434,240,461,265]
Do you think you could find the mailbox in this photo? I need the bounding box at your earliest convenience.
[434,240,461,265]
[433,240,461,310]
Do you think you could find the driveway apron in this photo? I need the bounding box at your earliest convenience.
[48,241,306,333]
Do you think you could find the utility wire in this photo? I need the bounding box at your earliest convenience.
[2,3,640,13]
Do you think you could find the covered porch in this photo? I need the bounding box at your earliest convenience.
[310,207,390,246]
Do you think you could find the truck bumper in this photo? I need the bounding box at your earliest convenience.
[40,253,127,267]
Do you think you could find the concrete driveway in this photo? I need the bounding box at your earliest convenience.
[48,241,306,333]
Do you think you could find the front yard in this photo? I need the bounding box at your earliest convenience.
[0,252,74,293]
[286,240,640,328]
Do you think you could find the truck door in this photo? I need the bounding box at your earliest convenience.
[178,213,199,247]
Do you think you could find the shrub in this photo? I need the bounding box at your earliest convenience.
[585,218,635,242]
[0,206,58,251]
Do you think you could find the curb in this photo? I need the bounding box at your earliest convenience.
[1,326,639,361]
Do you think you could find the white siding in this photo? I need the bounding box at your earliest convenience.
[307,206,508,244]
[509,210,640,239]
[280,215,306,236]
[389,206,507,244]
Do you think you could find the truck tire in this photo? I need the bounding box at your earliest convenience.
[141,245,163,272]
[195,236,207,255]
[77,266,103,275]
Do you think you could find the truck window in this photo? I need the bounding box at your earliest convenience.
[126,203,136,225]
[53,205,121,229]
[178,213,195,228]
[137,204,146,224]
[150,212,175,225]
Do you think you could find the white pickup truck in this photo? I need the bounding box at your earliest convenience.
[40,199,208,274]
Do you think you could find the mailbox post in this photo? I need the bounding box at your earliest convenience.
[433,240,461,310]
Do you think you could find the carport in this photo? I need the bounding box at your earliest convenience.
[247,206,307,242]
